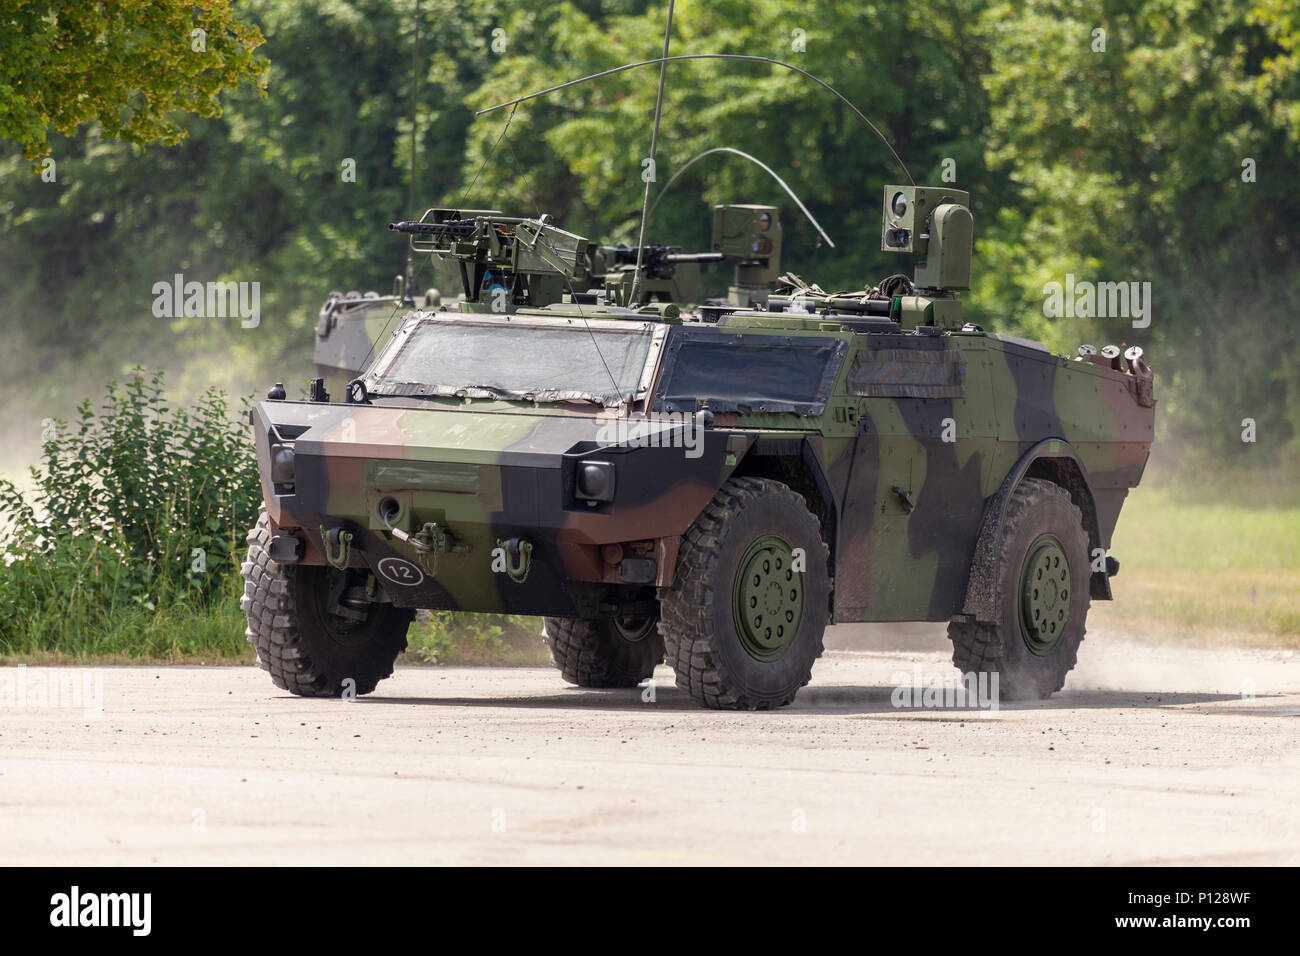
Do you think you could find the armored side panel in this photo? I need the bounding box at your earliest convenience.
[827,329,1152,622]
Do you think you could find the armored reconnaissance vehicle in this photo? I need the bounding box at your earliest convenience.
[242,56,1154,710]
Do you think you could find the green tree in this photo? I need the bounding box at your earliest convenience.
[977,0,1300,468]
[462,0,994,295]
[0,0,510,463]
[0,0,268,161]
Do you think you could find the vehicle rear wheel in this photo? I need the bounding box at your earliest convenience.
[241,509,412,697]
[948,478,1091,700]
[660,477,830,710]
[543,612,664,688]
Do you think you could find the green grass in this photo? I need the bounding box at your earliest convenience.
[0,582,553,666]
[1089,483,1300,646]
[0,588,254,664]
[404,612,548,666]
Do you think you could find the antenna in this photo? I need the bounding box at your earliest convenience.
[405,0,421,303]
[647,146,835,248]
[628,0,675,305]
[477,53,914,188]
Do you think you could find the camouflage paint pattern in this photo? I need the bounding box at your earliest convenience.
[254,305,1154,625]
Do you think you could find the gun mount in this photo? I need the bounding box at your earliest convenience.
[595,244,724,306]
[391,206,763,315]
[390,209,589,312]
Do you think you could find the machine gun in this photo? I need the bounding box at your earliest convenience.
[390,204,796,317]
[600,244,724,279]
[388,218,480,240]
[597,204,786,311]
[390,209,590,312]
[594,244,724,306]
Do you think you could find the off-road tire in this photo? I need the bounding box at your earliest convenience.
[948,478,1090,700]
[543,614,663,688]
[241,509,412,697]
[659,477,831,710]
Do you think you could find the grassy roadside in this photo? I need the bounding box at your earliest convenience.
[0,595,551,667]
[1088,484,1300,648]
[0,598,251,665]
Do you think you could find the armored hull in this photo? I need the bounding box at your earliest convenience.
[254,311,1153,627]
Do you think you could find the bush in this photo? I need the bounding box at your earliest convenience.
[0,369,261,656]
[406,612,547,666]
[0,368,547,665]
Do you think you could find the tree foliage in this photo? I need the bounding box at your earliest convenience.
[0,0,268,160]
[0,0,1297,473]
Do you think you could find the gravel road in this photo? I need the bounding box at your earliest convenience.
[2,627,1296,865]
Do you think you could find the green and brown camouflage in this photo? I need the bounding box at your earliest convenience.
[254,184,1154,628]
[247,50,1154,707]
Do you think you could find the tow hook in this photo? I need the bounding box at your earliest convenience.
[496,537,533,584]
[321,526,353,569]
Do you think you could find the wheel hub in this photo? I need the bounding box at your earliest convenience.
[314,567,379,647]
[611,614,657,643]
[1019,534,1071,655]
[732,534,804,662]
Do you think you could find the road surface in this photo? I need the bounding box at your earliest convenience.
[2,628,1296,865]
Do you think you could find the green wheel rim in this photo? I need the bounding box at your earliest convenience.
[732,534,805,662]
[1018,533,1071,655]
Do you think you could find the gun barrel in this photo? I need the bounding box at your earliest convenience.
[601,245,724,266]
[664,252,726,264]
[389,219,479,237]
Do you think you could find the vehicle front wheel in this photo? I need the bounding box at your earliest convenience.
[660,477,831,710]
[241,510,412,697]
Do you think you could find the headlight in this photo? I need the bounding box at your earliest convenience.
[271,446,295,485]
[576,460,615,503]
[892,191,908,217]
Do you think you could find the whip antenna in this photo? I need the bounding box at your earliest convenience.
[405,0,421,302]
[477,53,913,187]
[629,0,676,305]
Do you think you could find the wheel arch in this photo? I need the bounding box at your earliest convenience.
[728,438,838,595]
[960,438,1109,626]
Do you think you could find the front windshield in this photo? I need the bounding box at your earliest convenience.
[366,313,660,406]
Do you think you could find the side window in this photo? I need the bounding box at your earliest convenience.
[653,327,846,416]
